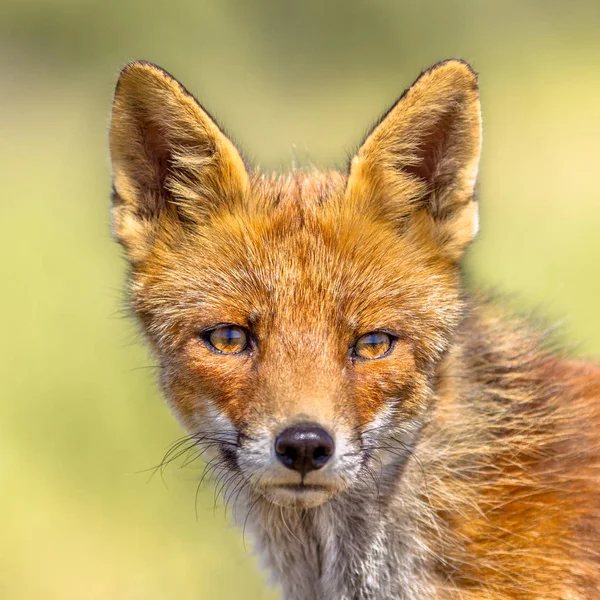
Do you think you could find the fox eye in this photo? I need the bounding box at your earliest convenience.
[353,332,394,360]
[205,325,249,354]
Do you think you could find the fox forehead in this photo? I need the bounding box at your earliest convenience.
[133,171,457,346]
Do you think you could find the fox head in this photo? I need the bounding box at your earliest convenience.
[109,60,481,508]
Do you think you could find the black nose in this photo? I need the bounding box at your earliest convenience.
[275,424,334,476]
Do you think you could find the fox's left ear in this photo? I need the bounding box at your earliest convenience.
[346,59,482,262]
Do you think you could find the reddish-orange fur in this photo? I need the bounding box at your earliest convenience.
[424,316,600,597]
[109,60,600,599]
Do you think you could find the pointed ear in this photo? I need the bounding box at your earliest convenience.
[346,59,482,262]
[109,61,250,263]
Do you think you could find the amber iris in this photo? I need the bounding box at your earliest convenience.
[354,332,393,359]
[207,325,248,354]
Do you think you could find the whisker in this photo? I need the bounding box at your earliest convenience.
[242,494,263,552]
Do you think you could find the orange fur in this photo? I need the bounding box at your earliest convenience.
[109,60,600,598]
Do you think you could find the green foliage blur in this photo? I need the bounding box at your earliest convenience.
[1,1,599,598]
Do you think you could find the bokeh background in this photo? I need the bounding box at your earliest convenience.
[1,1,599,598]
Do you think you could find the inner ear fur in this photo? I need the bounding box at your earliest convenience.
[109,61,249,263]
[346,59,482,262]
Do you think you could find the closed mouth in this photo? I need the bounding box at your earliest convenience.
[273,483,330,493]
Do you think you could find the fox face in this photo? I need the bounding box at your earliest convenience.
[109,60,481,508]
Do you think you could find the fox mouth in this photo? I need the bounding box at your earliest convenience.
[273,483,330,493]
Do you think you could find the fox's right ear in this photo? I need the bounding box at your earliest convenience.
[109,61,249,263]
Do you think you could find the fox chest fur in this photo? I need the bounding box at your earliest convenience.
[109,59,600,599]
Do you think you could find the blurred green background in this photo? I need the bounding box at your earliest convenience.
[1,1,599,598]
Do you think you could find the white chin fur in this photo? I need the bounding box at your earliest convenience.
[261,484,336,508]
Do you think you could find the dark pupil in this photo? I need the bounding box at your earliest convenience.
[224,328,240,342]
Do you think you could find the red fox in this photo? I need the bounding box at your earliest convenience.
[109,59,600,599]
